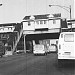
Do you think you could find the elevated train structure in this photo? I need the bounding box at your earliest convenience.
[0,14,74,55]
[22,14,68,53]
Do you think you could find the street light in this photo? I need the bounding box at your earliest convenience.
[49,4,72,32]
[49,4,71,19]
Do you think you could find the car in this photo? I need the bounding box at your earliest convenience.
[16,50,25,54]
[33,44,47,55]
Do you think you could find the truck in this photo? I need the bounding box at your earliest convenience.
[58,32,75,65]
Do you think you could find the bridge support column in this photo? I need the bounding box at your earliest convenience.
[24,34,26,53]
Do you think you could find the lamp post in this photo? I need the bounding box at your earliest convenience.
[49,4,71,19]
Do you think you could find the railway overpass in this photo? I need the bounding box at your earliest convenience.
[22,14,67,53]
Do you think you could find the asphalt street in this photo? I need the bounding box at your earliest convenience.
[0,53,75,75]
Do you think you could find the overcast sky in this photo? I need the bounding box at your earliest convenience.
[74,0,75,18]
[0,0,74,23]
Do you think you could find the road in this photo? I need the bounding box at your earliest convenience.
[0,53,75,75]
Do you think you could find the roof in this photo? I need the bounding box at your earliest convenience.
[23,13,61,20]
[0,22,22,27]
[23,14,49,20]
[0,23,17,27]
[67,19,75,22]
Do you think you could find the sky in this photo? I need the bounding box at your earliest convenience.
[0,0,74,23]
[74,0,75,18]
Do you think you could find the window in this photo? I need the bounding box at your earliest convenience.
[35,40,39,44]
[36,21,39,25]
[2,34,7,38]
[8,27,12,30]
[40,21,43,24]
[53,20,56,24]
[64,34,74,42]
[1,34,3,38]
[28,22,31,26]
[61,34,63,38]
[44,20,47,24]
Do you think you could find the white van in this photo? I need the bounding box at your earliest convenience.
[33,44,47,55]
[58,32,75,63]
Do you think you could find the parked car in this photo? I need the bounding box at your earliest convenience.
[33,44,47,55]
[16,50,25,54]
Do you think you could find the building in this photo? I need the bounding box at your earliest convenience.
[67,19,75,31]
[0,23,23,55]
[22,14,67,53]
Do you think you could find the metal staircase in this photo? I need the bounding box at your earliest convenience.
[12,27,23,52]
[8,23,23,54]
